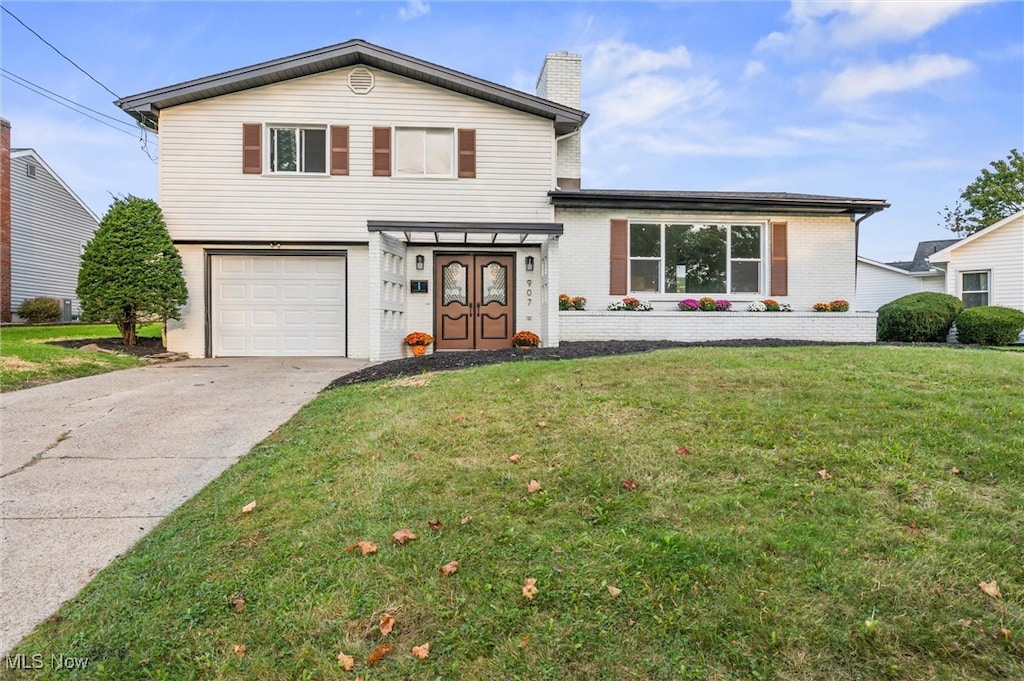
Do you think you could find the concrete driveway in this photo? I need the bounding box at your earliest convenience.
[0,357,368,655]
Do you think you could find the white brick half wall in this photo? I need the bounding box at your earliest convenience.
[559,311,878,343]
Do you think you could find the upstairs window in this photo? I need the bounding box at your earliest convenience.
[270,127,326,173]
[629,222,763,295]
[961,271,989,307]
[395,128,453,177]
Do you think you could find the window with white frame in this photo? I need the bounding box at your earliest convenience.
[961,270,989,307]
[395,128,453,176]
[629,222,763,294]
[269,127,327,173]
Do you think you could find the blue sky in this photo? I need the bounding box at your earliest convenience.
[2,1,1021,261]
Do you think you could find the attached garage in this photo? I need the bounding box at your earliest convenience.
[209,252,346,356]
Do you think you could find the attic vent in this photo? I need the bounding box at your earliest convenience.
[348,67,374,95]
[26,163,37,178]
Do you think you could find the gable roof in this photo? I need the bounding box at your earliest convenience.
[857,255,945,277]
[10,149,99,222]
[927,209,1024,263]
[888,239,961,272]
[116,39,588,135]
[548,189,888,216]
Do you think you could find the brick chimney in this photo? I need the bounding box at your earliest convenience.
[1,118,12,322]
[536,52,581,190]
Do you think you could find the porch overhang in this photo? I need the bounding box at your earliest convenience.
[367,220,562,245]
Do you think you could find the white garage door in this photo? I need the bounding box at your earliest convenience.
[212,255,346,356]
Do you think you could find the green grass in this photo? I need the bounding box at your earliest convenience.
[5,346,1022,680]
[0,323,162,391]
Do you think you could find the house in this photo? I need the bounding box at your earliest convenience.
[925,210,1024,314]
[0,119,100,322]
[115,40,888,360]
[854,239,956,311]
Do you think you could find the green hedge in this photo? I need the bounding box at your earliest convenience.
[15,297,62,324]
[955,306,1024,346]
[877,292,964,343]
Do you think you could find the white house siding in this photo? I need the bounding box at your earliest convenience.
[555,207,857,312]
[157,67,556,242]
[168,244,368,358]
[854,260,944,311]
[9,153,97,317]
[941,214,1024,312]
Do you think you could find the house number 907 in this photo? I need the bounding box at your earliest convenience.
[526,280,532,305]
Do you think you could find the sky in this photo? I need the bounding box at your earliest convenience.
[1,0,1021,262]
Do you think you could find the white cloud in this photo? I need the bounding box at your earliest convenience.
[758,0,991,54]
[822,54,973,103]
[742,60,766,80]
[397,0,430,21]
[584,39,691,83]
[589,74,719,133]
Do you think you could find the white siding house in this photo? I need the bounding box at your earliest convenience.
[928,210,1024,312]
[5,146,98,320]
[117,40,888,360]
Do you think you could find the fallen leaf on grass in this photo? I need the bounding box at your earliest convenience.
[242,500,257,514]
[229,593,245,612]
[367,644,392,665]
[522,577,539,600]
[999,628,1012,640]
[428,519,443,531]
[607,585,622,597]
[527,479,542,493]
[519,635,530,648]
[979,580,1002,598]
[901,524,923,537]
[413,453,423,461]
[345,541,379,556]
[950,466,961,475]
[379,613,395,636]
[411,643,430,659]
[621,479,637,491]
[232,644,246,658]
[454,413,467,423]
[440,560,459,575]
[337,652,355,670]
[676,445,692,457]
[536,421,547,428]
[392,529,417,545]
[508,454,522,463]
[817,469,832,480]
[460,516,472,525]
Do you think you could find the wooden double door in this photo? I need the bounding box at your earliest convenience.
[434,253,515,350]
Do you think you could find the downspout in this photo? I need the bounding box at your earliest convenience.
[553,128,582,191]
[854,208,882,299]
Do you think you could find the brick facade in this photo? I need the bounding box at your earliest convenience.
[536,52,581,188]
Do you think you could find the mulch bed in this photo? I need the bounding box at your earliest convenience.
[49,336,168,359]
[326,339,864,388]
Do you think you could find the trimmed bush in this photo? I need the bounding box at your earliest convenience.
[877,292,964,342]
[955,306,1024,345]
[15,297,62,324]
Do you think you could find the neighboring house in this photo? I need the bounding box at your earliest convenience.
[927,210,1024,312]
[855,239,956,311]
[116,40,888,360]
[0,119,99,322]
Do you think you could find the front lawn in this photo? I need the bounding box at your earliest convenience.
[0,323,162,391]
[5,346,1022,680]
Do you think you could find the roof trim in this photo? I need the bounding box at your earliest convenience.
[116,39,588,135]
[927,209,1024,263]
[368,220,562,245]
[548,189,889,215]
[10,149,100,222]
[857,256,943,277]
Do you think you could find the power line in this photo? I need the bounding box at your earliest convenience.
[1,5,121,100]
[0,68,137,130]
[1,75,142,140]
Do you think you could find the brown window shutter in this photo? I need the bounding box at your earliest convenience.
[457,129,476,178]
[770,221,788,297]
[330,126,349,176]
[610,219,628,295]
[372,126,391,177]
[242,123,262,174]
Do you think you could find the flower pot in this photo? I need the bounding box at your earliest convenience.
[411,344,427,357]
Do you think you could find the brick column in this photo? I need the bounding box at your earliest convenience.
[1,118,12,322]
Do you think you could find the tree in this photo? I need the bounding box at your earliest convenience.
[942,149,1024,236]
[77,196,187,346]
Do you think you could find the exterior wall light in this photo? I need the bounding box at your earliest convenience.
[415,254,425,270]
[525,256,535,271]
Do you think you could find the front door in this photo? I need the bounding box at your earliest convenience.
[435,253,514,350]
